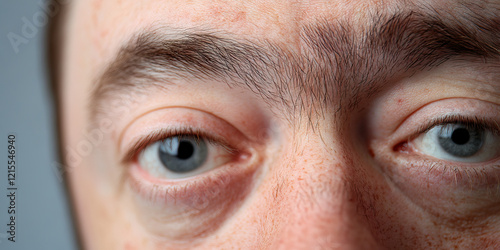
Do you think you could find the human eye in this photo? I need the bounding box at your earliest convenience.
[117,107,263,239]
[131,127,237,180]
[368,97,500,223]
[410,115,500,164]
[119,108,259,204]
[385,100,500,187]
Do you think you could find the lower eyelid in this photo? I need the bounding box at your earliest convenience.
[374,150,500,222]
[387,146,500,189]
[127,156,260,240]
[129,163,230,208]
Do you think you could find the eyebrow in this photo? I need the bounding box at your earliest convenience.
[90,7,500,126]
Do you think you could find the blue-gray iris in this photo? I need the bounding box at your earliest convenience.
[438,125,484,157]
[158,136,208,173]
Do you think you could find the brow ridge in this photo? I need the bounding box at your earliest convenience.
[90,6,500,128]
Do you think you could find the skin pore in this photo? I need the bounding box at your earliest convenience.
[59,0,500,249]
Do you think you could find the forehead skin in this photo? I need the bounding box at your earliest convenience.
[62,0,492,128]
[65,0,455,80]
[61,0,500,249]
[75,0,367,63]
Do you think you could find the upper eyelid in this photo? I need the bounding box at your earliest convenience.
[381,98,500,145]
[393,98,493,134]
[116,105,256,154]
[117,107,263,169]
[408,114,500,142]
[116,106,206,151]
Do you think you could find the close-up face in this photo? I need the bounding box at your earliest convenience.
[57,0,500,249]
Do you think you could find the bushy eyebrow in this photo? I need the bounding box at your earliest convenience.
[90,30,278,118]
[90,6,500,127]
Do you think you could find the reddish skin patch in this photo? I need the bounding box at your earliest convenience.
[207,4,247,24]
[368,148,375,157]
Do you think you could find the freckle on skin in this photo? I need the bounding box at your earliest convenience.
[207,4,247,24]
[233,11,246,23]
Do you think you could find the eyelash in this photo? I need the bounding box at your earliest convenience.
[121,126,237,164]
[415,114,500,137]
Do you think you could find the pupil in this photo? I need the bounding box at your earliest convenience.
[177,140,194,159]
[451,128,470,145]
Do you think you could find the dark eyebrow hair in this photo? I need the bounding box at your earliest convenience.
[91,29,279,119]
[90,6,500,127]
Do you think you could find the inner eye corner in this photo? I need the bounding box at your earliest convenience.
[393,141,410,154]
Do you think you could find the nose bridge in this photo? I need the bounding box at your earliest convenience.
[263,131,378,249]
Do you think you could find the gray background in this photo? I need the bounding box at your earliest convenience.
[0,0,77,249]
